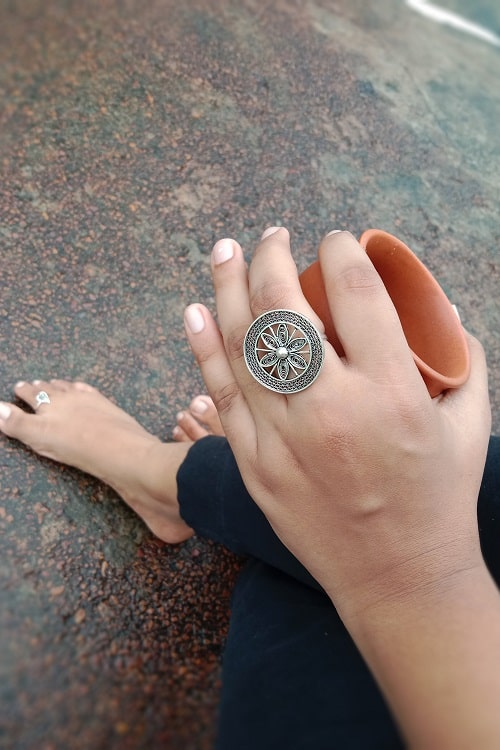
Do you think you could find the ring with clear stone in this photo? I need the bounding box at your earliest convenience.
[35,391,51,409]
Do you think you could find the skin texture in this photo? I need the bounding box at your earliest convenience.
[183,227,500,749]
[0,382,221,544]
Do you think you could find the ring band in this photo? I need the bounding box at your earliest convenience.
[35,391,51,408]
[243,309,325,393]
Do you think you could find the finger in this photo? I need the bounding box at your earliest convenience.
[183,303,256,452]
[248,227,326,334]
[439,332,491,438]
[318,231,422,386]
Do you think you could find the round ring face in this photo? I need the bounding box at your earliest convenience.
[244,310,325,393]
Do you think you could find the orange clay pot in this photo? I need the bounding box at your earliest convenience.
[299,229,470,397]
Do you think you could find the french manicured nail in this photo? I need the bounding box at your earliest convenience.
[261,226,282,239]
[326,229,343,237]
[0,403,12,421]
[212,239,234,265]
[184,304,206,334]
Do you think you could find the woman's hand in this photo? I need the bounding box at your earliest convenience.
[184,227,491,614]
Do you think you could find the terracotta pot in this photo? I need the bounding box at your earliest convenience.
[299,229,470,397]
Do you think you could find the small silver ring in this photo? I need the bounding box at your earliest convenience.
[35,391,51,409]
[243,309,325,393]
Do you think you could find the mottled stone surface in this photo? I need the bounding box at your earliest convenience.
[1,0,498,747]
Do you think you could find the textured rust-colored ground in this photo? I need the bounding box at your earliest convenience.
[1,0,498,748]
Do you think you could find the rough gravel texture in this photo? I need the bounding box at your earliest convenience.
[1,0,499,748]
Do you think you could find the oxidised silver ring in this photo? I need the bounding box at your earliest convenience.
[35,391,51,408]
[243,309,325,393]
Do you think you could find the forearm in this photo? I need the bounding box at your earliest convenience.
[338,562,500,749]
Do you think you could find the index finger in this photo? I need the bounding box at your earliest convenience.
[318,231,424,389]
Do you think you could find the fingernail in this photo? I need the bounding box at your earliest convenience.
[261,226,282,239]
[176,411,184,422]
[326,229,343,237]
[15,381,25,389]
[0,403,12,421]
[212,239,234,265]
[184,304,205,334]
[452,304,461,321]
[192,397,208,415]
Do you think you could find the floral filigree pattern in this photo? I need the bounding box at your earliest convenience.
[257,323,309,381]
[244,310,325,394]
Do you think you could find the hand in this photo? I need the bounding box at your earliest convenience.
[183,228,491,618]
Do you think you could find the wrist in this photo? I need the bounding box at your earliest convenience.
[331,560,500,749]
[342,555,492,642]
[322,523,485,625]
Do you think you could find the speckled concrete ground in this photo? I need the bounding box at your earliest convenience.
[1,0,499,748]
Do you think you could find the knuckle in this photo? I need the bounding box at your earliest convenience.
[224,324,248,362]
[335,263,383,297]
[384,390,436,450]
[192,344,217,368]
[394,398,429,431]
[250,280,292,315]
[211,381,241,419]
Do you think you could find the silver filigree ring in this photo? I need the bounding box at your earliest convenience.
[35,391,51,408]
[243,309,325,393]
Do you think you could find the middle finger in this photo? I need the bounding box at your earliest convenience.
[248,227,326,331]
